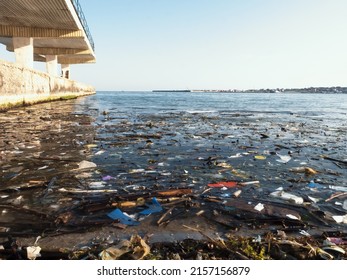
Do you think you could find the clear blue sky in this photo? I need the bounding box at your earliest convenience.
[1,0,347,91]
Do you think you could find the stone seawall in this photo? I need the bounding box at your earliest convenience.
[0,59,95,110]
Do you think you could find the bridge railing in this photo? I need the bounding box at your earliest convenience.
[71,0,95,52]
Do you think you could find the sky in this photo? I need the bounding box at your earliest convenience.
[1,0,347,91]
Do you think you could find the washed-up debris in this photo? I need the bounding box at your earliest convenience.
[99,235,150,260]
[107,209,140,226]
[26,246,41,260]
[0,93,346,260]
[99,240,132,260]
[299,230,311,236]
[139,197,163,215]
[156,189,192,197]
[106,198,163,225]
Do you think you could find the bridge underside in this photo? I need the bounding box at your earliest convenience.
[0,0,96,109]
[0,0,95,69]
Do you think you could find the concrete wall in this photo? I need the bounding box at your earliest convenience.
[0,59,95,110]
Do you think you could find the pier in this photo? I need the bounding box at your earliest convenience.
[0,0,96,109]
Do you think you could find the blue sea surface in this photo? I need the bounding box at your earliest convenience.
[78,91,347,117]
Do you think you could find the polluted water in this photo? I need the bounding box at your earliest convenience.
[0,91,346,260]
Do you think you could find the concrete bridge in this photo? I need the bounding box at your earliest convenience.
[0,0,96,109]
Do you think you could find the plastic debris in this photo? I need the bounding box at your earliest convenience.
[270,191,304,204]
[1,91,347,260]
[308,196,320,203]
[129,169,145,173]
[299,230,311,236]
[276,154,291,164]
[322,246,345,255]
[307,180,323,188]
[239,181,260,186]
[290,167,318,175]
[254,203,264,212]
[228,153,242,158]
[99,240,132,260]
[85,144,98,149]
[26,246,41,260]
[131,235,151,260]
[208,181,238,188]
[343,200,347,210]
[328,185,347,192]
[95,150,105,155]
[107,209,140,226]
[139,197,163,215]
[286,214,299,220]
[317,248,334,260]
[332,214,347,224]
[78,160,97,170]
[99,235,150,260]
[102,175,114,181]
[254,155,266,160]
[233,190,242,197]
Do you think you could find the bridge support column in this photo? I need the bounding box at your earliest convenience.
[61,64,70,79]
[13,37,34,68]
[46,55,58,76]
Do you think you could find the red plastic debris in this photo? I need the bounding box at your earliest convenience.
[208,181,238,188]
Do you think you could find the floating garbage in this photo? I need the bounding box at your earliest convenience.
[290,167,318,175]
[78,160,97,170]
[1,91,346,260]
[307,180,323,188]
[254,155,266,160]
[332,215,347,224]
[308,196,320,203]
[254,203,264,212]
[208,181,238,188]
[239,181,260,186]
[102,175,114,181]
[233,190,242,197]
[270,191,304,204]
[276,154,291,164]
[343,200,347,211]
[329,185,347,192]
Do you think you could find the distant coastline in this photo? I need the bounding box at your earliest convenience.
[152,90,191,92]
[153,86,347,94]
